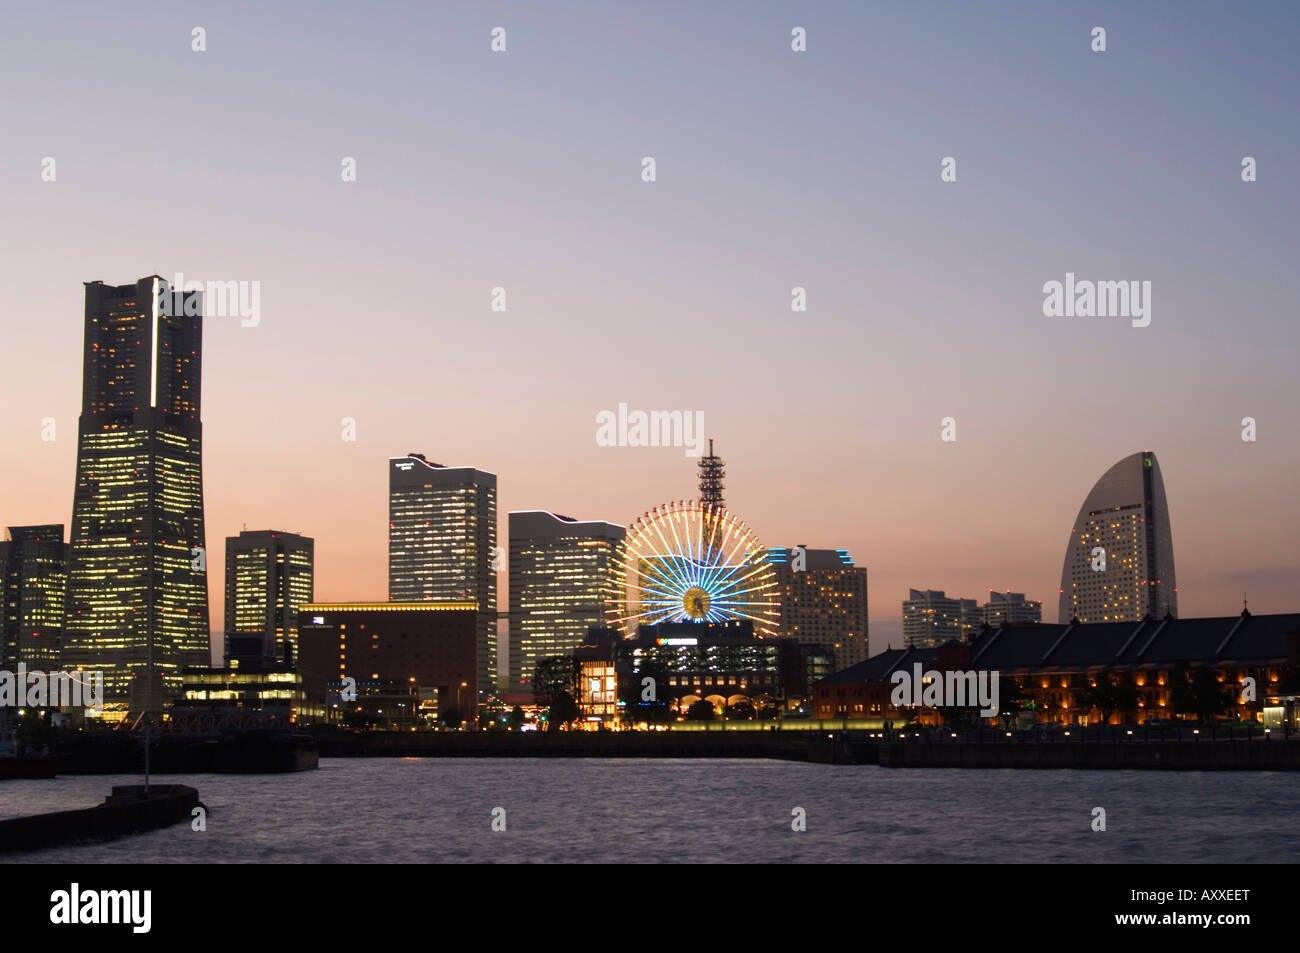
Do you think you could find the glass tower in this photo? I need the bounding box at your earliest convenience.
[224,530,314,667]
[507,510,624,690]
[388,453,497,697]
[0,525,67,670]
[64,277,210,715]
[1059,450,1178,624]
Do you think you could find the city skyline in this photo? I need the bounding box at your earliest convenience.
[1,2,1297,653]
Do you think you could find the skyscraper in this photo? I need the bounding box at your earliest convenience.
[902,588,980,648]
[388,453,497,696]
[1058,450,1177,624]
[0,525,67,670]
[981,590,1042,626]
[64,278,210,714]
[767,546,869,669]
[225,530,314,668]
[507,510,624,690]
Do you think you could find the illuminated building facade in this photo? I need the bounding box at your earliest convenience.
[298,601,479,726]
[902,589,980,648]
[0,525,67,670]
[577,620,784,722]
[1059,450,1178,623]
[224,530,314,667]
[508,510,623,691]
[768,546,869,670]
[388,454,497,698]
[981,591,1042,626]
[64,278,210,713]
[178,667,315,723]
[816,612,1300,728]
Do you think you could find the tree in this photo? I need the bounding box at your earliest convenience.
[1078,671,1139,726]
[440,707,463,730]
[997,676,1031,730]
[1169,662,1195,720]
[1169,664,1233,722]
[686,699,716,722]
[533,656,576,707]
[507,705,525,731]
[1189,666,1233,721]
[618,660,673,727]
[547,690,579,731]
[725,701,756,721]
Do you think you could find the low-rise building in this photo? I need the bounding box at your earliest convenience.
[817,611,1300,729]
[297,601,479,726]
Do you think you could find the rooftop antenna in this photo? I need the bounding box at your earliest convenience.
[698,438,725,510]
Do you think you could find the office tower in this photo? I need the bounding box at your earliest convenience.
[1059,450,1177,624]
[64,278,210,714]
[0,525,67,670]
[507,510,624,690]
[225,530,314,668]
[981,591,1043,626]
[902,588,980,649]
[698,438,725,509]
[388,453,497,697]
[767,546,869,669]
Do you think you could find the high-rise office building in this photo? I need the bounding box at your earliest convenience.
[507,510,624,691]
[388,453,497,697]
[1059,450,1177,624]
[64,278,210,714]
[0,525,67,670]
[225,530,314,668]
[981,590,1042,626]
[767,546,869,670]
[902,588,980,648]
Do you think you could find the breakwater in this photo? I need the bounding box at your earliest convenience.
[878,738,1300,769]
[56,731,318,774]
[306,727,1300,769]
[0,784,200,853]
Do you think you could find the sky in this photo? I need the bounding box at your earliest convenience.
[1,1,1297,659]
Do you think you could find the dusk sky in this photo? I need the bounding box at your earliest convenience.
[2,1,1297,654]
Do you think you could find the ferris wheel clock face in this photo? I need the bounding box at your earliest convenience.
[603,500,780,637]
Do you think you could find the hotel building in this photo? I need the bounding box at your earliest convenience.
[1059,450,1177,623]
[64,278,210,714]
[388,453,497,700]
[768,546,869,669]
[298,601,479,726]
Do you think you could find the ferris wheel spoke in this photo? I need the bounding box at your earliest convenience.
[604,500,780,638]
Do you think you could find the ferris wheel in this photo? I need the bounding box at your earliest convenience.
[603,500,780,638]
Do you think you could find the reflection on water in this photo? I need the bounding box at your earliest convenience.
[2,758,1296,863]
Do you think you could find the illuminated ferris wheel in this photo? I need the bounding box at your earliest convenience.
[604,500,780,638]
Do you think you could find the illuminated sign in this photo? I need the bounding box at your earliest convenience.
[657,637,698,646]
